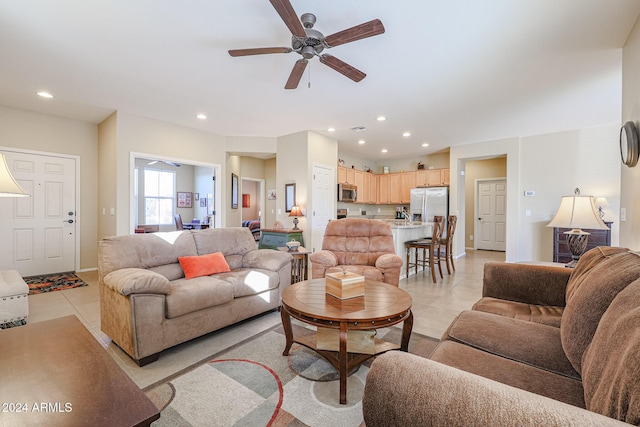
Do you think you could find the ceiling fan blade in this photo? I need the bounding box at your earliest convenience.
[324,19,385,47]
[269,0,306,38]
[319,54,366,82]
[285,59,308,89]
[228,47,292,57]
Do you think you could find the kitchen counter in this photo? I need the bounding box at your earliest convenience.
[389,222,433,277]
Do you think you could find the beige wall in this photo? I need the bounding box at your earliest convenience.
[621,15,640,251]
[464,157,507,248]
[0,106,99,271]
[101,111,226,236]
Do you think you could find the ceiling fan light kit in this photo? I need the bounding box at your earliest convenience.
[228,0,385,89]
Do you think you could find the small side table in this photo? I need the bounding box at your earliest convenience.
[277,246,310,284]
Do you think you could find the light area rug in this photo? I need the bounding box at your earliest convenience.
[145,324,438,427]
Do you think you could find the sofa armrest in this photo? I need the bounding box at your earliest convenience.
[242,249,292,271]
[363,352,628,427]
[309,250,338,278]
[375,253,403,270]
[103,268,171,296]
[482,262,571,307]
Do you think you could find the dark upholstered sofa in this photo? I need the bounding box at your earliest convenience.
[363,247,640,426]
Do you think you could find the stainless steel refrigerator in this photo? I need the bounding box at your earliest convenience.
[410,187,449,227]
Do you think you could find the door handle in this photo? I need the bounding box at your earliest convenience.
[64,219,74,224]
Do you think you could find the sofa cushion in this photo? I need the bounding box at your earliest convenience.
[212,269,280,298]
[430,340,586,408]
[472,297,564,327]
[98,231,197,277]
[192,227,256,269]
[581,278,640,424]
[325,265,384,282]
[165,277,234,318]
[178,252,230,279]
[103,268,171,296]
[442,310,579,380]
[561,248,640,374]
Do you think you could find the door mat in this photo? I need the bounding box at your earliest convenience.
[23,272,88,295]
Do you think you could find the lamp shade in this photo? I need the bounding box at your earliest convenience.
[288,205,303,217]
[0,153,29,197]
[547,195,609,231]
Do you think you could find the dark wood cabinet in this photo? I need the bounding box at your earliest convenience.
[258,228,304,249]
[553,222,612,263]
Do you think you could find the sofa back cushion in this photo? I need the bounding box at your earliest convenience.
[192,227,257,269]
[98,231,197,279]
[561,247,640,374]
[321,218,395,266]
[581,278,640,424]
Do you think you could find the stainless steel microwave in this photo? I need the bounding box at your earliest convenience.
[338,183,357,202]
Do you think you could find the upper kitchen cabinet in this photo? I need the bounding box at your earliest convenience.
[417,168,450,187]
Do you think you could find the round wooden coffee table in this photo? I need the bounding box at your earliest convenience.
[280,278,413,404]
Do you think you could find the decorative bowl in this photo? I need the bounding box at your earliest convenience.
[286,240,300,251]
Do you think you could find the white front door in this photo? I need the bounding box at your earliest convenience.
[476,179,507,251]
[0,150,77,276]
[311,164,334,253]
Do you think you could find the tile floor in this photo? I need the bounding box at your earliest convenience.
[27,249,505,389]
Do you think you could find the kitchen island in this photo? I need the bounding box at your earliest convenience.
[387,221,433,277]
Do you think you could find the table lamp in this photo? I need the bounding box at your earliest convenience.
[289,205,303,230]
[547,188,609,268]
[0,153,29,197]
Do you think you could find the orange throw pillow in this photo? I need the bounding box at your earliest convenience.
[178,252,231,279]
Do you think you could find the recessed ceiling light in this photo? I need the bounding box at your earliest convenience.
[381,149,388,153]
[402,132,411,137]
[196,114,207,120]
[328,127,335,132]
[36,91,53,99]
[422,143,429,147]
[358,140,366,145]
[376,116,386,121]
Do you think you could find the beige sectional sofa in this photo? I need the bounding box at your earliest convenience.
[363,246,640,426]
[98,227,292,366]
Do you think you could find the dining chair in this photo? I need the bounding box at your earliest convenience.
[439,215,458,274]
[174,214,193,230]
[404,216,444,282]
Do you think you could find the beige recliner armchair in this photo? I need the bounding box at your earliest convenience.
[309,218,403,287]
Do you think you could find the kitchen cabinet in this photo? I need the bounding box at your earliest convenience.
[400,172,416,203]
[378,174,390,204]
[416,168,449,187]
[388,173,402,203]
[354,170,366,203]
[337,166,356,184]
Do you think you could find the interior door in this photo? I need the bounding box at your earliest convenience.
[311,164,334,253]
[0,150,77,275]
[476,179,506,251]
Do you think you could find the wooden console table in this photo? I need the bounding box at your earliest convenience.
[277,246,310,283]
[258,228,304,249]
[0,315,160,426]
[553,221,612,263]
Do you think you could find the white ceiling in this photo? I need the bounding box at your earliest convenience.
[1,1,639,160]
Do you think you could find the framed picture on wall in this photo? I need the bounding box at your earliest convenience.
[177,192,192,208]
[231,173,238,209]
[285,183,295,212]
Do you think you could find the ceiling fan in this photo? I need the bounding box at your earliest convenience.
[228,0,385,89]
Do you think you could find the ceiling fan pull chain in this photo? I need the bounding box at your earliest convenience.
[308,62,312,88]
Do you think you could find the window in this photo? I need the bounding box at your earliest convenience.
[144,169,175,225]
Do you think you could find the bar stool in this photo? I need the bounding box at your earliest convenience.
[438,215,458,274]
[404,216,444,282]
